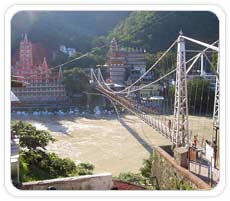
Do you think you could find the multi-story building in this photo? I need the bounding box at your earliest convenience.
[126,48,146,74]
[11,34,67,106]
[107,38,126,84]
[107,38,148,84]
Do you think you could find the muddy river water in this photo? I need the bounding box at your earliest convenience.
[12,113,212,176]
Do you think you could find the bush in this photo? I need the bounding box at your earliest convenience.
[117,153,157,189]
[19,150,78,182]
[117,172,145,186]
[140,153,155,178]
[76,163,94,176]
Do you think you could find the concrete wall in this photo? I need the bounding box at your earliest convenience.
[151,146,211,190]
[21,173,113,190]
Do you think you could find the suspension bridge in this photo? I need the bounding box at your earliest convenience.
[90,31,219,149]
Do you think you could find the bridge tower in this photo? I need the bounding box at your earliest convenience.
[172,31,189,147]
[213,53,220,128]
[212,51,220,145]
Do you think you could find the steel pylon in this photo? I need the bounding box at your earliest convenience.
[172,31,189,147]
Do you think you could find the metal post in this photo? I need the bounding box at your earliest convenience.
[200,53,204,77]
[97,68,101,83]
[90,68,94,81]
[213,51,220,138]
[17,157,19,184]
[172,31,189,147]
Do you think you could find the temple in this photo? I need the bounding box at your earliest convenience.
[11,34,67,107]
[107,38,148,84]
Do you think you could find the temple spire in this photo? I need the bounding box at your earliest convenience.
[19,33,33,67]
[42,57,48,69]
[24,33,28,43]
[58,66,63,81]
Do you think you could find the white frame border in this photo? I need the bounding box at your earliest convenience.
[5,4,226,197]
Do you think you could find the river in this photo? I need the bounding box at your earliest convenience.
[12,113,172,176]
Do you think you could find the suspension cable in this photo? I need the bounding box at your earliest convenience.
[199,79,205,115]
[105,53,200,95]
[193,78,199,115]
[205,83,211,116]
[98,47,212,96]
[105,39,178,94]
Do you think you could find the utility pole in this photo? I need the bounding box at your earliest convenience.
[172,31,189,147]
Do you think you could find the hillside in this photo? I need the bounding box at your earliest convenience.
[109,11,219,52]
[11,11,219,68]
[11,11,130,54]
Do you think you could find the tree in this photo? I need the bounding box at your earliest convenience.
[11,121,94,183]
[187,78,214,114]
[109,11,219,53]
[11,121,55,150]
[168,78,215,115]
[11,11,130,55]
[63,67,90,97]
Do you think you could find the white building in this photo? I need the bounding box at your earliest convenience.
[60,45,76,57]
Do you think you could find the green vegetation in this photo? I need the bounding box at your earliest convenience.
[140,153,155,178]
[63,67,90,97]
[11,11,219,105]
[11,120,56,150]
[12,121,94,182]
[117,153,157,189]
[117,172,146,186]
[211,51,218,72]
[168,77,215,114]
[118,152,194,190]
[62,66,106,107]
[60,47,107,70]
[170,178,194,190]
[109,11,219,53]
[187,78,215,114]
[11,11,129,54]
[19,150,77,182]
[12,11,218,66]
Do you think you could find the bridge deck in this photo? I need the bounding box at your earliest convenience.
[96,86,175,144]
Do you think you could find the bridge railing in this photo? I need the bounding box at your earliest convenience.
[95,82,174,144]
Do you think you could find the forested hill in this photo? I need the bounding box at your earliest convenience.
[11,11,219,58]
[11,11,130,54]
[109,11,219,52]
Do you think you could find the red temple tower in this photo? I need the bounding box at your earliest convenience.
[12,34,67,105]
[19,33,33,68]
[14,34,53,83]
